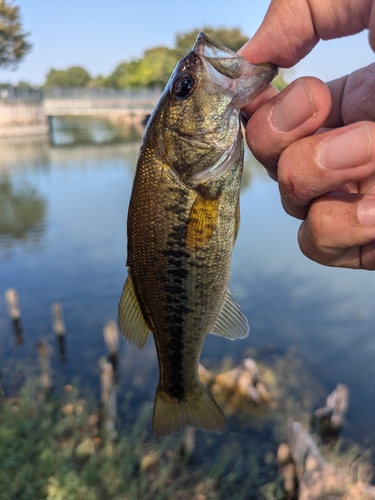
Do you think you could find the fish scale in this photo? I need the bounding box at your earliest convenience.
[118,32,278,436]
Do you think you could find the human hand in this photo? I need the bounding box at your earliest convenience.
[239,0,375,269]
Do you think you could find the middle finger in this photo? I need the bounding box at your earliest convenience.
[278,122,375,219]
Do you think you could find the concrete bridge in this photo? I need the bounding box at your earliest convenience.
[0,88,162,138]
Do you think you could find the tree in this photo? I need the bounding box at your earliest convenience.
[15,79,32,88]
[87,75,106,88]
[139,47,178,88]
[0,0,31,68]
[43,66,91,88]
[107,47,178,89]
[105,61,131,89]
[106,27,251,90]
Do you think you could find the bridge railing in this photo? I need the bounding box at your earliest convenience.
[0,88,43,101]
[0,87,163,102]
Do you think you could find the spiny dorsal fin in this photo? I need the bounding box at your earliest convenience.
[118,273,150,349]
[210,289,249,340]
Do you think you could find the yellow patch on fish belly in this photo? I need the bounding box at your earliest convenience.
[186,195,219,251]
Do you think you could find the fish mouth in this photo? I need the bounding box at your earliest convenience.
[193,32,278,109]
[193,32,246,79]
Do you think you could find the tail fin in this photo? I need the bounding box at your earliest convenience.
[153,381,227,437]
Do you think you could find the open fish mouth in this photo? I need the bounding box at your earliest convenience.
[194,32,246,79]
[193,32,278,109]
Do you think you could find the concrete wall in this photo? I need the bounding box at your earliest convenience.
[0,100,49,137]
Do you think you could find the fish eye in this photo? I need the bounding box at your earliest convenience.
[172,73,195,98]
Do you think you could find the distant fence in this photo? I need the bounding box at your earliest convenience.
[0,87,162,102]
[0,87,43,101]
[0,87,163,136]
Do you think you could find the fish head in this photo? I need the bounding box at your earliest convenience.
[152,32,278,184]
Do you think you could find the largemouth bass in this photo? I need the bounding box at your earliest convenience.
[118,32,277,437]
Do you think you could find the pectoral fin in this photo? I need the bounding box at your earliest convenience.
[210,289,249,340]
[118,273,150,349]
[186,194,219,251]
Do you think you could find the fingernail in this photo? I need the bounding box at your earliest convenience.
[272,79,317,132]
[358,198,375,226]
[318,125,372,170]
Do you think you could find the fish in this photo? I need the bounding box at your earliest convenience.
[118,32,278,437]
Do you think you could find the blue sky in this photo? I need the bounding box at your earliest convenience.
[0,0,374,86]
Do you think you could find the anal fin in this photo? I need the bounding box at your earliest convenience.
[118,273,150,349]
[210,289,249,340]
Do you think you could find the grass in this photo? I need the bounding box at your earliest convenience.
[0,371,285,500]
[0,351,372,500]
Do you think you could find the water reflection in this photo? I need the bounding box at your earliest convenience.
[0,180,46,250]
[0,136,50,172]
[11,317,24,345]
[50,116,143,147]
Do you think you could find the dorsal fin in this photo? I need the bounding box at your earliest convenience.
[210,289,249,340]
[118,273,150,349]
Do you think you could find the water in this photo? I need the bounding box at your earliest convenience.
[1,117,375,448]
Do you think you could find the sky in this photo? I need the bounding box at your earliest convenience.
[0,0,374,86]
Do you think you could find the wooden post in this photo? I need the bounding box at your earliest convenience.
[0,369,4,405]
[100,361,117,440]
[103,320,119,355]
[4,288,23,344]
[36,340,53,390]
[51,302,65,336]
[51,302,67,362]
[180,427,195,463]
[103,320,119,373]
[5,288,20,320]
[282,422,375,499]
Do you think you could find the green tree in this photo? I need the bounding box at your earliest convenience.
[108,47,178,89]
[0,0,31,68]
[87,74,106,88]
[44,66,91,88]
[174,27,248,59]
[105,61,132,89]
[15,79,32,88]
[106,27,250,90]
[105,27,290,91]
[140,47,178,87]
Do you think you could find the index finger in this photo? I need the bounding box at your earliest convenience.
[239,0,373,67]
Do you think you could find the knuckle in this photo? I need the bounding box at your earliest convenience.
[307,197,337,247]
[278,149,309,208]
[297,198,339,264]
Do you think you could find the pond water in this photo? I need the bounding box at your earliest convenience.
[1,117,375,450]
